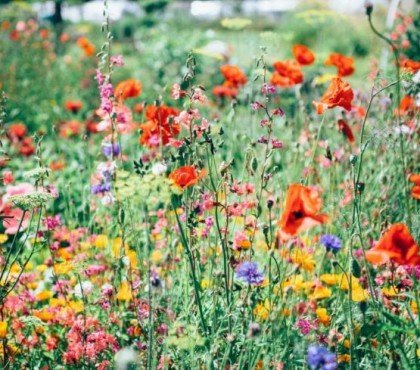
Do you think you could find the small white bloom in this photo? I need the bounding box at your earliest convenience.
[151,162,167,176]
[74,281,93,298]
[114,347,138,370]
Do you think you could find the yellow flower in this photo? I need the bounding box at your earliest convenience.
[54,262,73,275]
[116,281,132,302]
[0,234,8,244]
[253,299,271,321]
[310,285,332,300]
[36,290,53,301]
[0,322,7,339]
[320,274,341,285]
[338,354,351,363]
[381,286,399,297]
[337,274,360,291]
[201,279,213,289]
[151,250,164,264]
[290,249,315,272]
[350,287,369,302]
[316,308,330,326]
[313,73,336,86]
[34,309,54,322]
[94,234,108,248]
[127,249,138,269]
[69,300,84,313]
[50,297,66,307]
[411,301,418,314]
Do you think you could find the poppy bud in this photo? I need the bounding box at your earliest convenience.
[267,199,274,209]
[356,182,365,193]
[364,1,373,16]
[359,301,368,314]
[349,155,357,166]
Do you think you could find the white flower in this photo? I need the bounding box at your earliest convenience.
[74,281,93,298]
[151,162,167,176]
[114,347,138,370]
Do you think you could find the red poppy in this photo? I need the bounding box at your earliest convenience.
[270,60,303,87]
[409,174,420,200]
[8,123,27,140]
[114,79,142,101]
[337,119,355,143]
[278,184,328,236]
[65,100,83,113]
[220,65,247,87]
[169,166,206,189]
[18,137,35,157]
[325,53,355,77]
[59,120,82,138]
[313,77,354,114]
[292,44,315,66]
[366,223,420,266]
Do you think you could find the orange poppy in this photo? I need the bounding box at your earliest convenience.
[213,81,238,98]
[313,77,354,114]
[139,105,180,147]
[409,174,420,200]
[325,53,355,77]
[76,36,95,57]
[395,95,416,116]
[65,100,83,113]
[400,59,420,73]
[278,184,328,236]
[292,44,315,66]
[270,60,303,87]
[337,119,355,143]
[220,65,247,87]
[366,223,420,266]
[114,79,142,101]
[169,166,206,189]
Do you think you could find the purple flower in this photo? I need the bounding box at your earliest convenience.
[271,138,283,149]
[102,142,121,157]
[261,83,276,95]
[91,183,111,194]
[235,261,264,285]
[251,101,264,111]
[320,234,342,252]
[307,344,337,370]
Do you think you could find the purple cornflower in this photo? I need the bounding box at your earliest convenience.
[102,142,121,157]
[320,234,342,252]
[91,183,111,194]
[307,344,337,370]
[235,261,264,285]
[261,83,276,95]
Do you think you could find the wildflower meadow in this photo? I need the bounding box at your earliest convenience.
[0,0,419,369]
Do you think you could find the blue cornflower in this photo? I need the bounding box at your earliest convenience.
[235,261,264,285]
[320,234,342,252]
[102,142,121,158]
[307,344,337,370]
